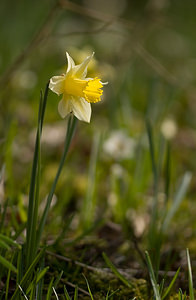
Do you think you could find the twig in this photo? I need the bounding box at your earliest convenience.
[46,250,101,273]
[65,281,90,296]
[133,43,179,86]
[51,20,115,38]
[59,0,135,29]
[46,250,139,279]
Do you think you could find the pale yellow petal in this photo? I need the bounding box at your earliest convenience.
[74,53,94,78]
[66,52,75,73]
[58,97,72,118]
[71,97,91,123]
[49,75,65,95]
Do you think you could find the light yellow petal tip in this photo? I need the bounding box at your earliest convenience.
[66,52,75,72]
[65,52,71,60]
[87,52,95,62]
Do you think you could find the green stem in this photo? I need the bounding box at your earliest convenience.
[25,83,49,269]
[36,115,77,249]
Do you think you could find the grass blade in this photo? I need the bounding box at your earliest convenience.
[53,214,74,246]
[46,278,54,300]
[83,274,94,300]
[162,172,192,232]
[102,252,132,288]
[164,142,171,203]
[162,267,180,300]
[0,254,17,273]
[26,266,49,295]
[26,83,49,269]
[145,251,161,300]
[82,132,101,229]
[53,270,63,289]
[11,248,45,299]
[0,196,8,232]
[74,285,78,300]
[64,286,72,300]
[0,233,21,249]
[5,254,14,300]
[146,119,158,188]
[0,240,10,250]
[187,249,194,300]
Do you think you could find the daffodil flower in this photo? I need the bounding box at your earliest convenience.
[49,52,105,123]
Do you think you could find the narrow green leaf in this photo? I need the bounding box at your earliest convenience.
[157,134,165,180]
[183,291,187,299]
[146,119,158,187]
[83,274,94,300]
[40,82,49,131]
[29,283,36,300]
[105,288,110,300]
[26,83,49,269]
[187,249,194,300]
[102,252,132,288]
[178,289,187,300]
[0,233,21,249]
[36,266,49,283]
[145,251,161,300]
[16,247,23,284]
[162,172,192,232]
[53,270,63,289]
[178,288,183,300]
[54,214,74,246]
[11,248,45,299]
[107,288,120,299]
[0,254,17,273]
[46,278,54,300]
[0,240,10,250]
[0,196,8,231]
[159,278,165,296]
[164,142,171,203]
[5,255,14,300]
[82,132,101,228]
[74,285,78,300]
[36,258,45,300]
[26,112,42,267]
[162,267,180,300]
[64,286,72,300]
[30,125,41,259]
[26,266,49,295]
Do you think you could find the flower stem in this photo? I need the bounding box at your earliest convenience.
[36,115,77,250]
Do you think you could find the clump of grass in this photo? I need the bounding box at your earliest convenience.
[145,249,195,300]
